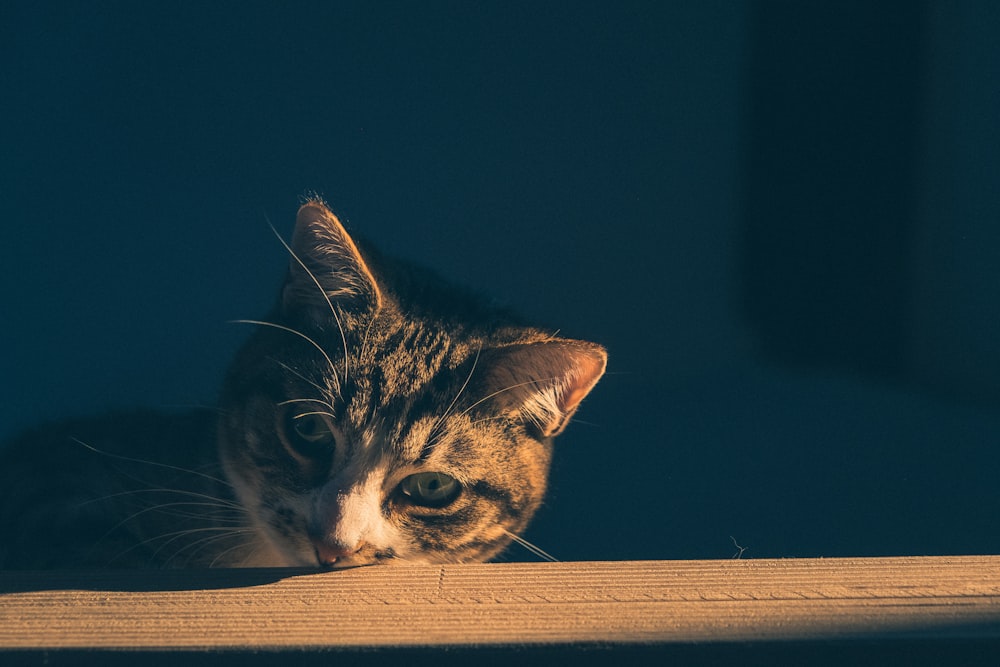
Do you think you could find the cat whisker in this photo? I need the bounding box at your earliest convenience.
[466,415,512,428]
[145,527,253,563]
[153,529,252,567]
[422,376,563,451]
[105,525,252,567]
[422,413,511,452]
[278,398,339,420]
[278,398,334,409]
[71,438,234,489]
[426,346,482,447]
[426,376,569,452]
[164,536,222,568]
[231,319,341,396]
[293,410,338,420]
[501,528,558,562]
[270,359,336,401]
[94,496,248,554]
[80,488,245,512]
[119,501,246,527]
[208,536,262,568]
[267,219,351,392]
[165,528,254,568]
[237,544,262,568]
[119,498,245,523]
[455,376,564,421]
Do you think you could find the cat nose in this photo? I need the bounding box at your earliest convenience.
[312,538,360,567]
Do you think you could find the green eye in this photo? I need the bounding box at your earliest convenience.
[286,412,336,458]
[399,472,461,508]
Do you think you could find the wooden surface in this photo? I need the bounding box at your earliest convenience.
[0,556,998,651]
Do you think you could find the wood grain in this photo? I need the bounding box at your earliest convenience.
[0,556,998,650]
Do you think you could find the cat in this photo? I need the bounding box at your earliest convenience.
[0,199,606,569]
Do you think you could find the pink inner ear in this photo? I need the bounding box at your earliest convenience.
[485,340,606,438]
[548,344,607,435]
[560,348,606,411]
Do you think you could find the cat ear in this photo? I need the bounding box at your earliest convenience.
[483,340,607,438]
[282,200,382,314]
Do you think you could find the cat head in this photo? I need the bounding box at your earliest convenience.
[218,200,606,567]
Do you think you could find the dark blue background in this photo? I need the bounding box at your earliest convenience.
[2,1,998,561]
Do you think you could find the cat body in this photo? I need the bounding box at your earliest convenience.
[0,201,605,569]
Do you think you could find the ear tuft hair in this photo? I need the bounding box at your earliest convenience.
[483,340,607,437]
[282,201,382,315]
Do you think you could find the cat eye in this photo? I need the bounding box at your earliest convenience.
[398,472,461,508]
[283,411,337,460]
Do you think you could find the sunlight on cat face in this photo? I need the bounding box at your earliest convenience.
[220,335,558,568]
[218,200,606,568]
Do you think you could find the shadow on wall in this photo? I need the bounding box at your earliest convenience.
[740,1,1000,404]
